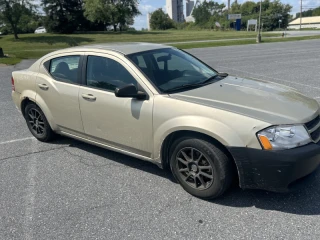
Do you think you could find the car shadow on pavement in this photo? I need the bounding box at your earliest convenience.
[53,137,320,216]
[53,137,176,182]
[210,169,320,216]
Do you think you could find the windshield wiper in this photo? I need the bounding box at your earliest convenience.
[201,73,228,84]
[163,83,204,93]
[163,73,228,93]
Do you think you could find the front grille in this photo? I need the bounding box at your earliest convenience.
[305,115,320,142]
[305,115,320,130]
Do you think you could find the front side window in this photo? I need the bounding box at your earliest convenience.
[128,48,218,93]
[86,56,137,92]
[50,55,80,84]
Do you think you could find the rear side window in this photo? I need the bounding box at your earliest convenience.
[49,56,80,84]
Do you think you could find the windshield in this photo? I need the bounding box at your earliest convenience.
[127,48,218,93]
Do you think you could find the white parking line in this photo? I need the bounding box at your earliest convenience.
[0,137,35,145]
[23,155,37,240]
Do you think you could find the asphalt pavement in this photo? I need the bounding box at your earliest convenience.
[0,39,320,240]
[189,39,320,101]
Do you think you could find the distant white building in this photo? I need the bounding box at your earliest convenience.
[166,0,184,23]
[147,13,151,31]
[186,0,194,17]
[288,16,320,29]
[186,0,198,22]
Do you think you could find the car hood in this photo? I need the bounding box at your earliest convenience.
[170,76,319,124]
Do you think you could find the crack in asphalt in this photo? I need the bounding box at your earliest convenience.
[0,146,66,163]
[0,141,154,172]
[62,147,133,168]
[0,144,129,169]
[62,146,154,170]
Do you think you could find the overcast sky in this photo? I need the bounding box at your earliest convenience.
[133,0,320,29]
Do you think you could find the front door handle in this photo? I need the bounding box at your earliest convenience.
[38,83,49,90]
[81,93,96,101]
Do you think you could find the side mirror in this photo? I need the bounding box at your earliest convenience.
[115,84,147,100]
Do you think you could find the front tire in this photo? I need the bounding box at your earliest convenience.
[24,103,55,142]
[170,137,234,199]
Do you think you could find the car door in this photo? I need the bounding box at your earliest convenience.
[36,53,84,134]
[78,53,154,158]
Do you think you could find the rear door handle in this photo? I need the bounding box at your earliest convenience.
[38,83,49,90]
[81,93,96,101]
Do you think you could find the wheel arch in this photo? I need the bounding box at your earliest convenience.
[20,97,36,116]
[20,94,57,131]
[160,130,240,184]
[18,89,37,112]
[153,116,244,162]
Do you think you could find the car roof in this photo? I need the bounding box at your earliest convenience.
[67,42,172,55]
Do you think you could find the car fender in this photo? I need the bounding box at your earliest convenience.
[34,93,58,131]
[19,89,37,110]
[153,116,244,162]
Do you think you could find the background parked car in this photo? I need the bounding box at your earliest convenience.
[34,27,47,34]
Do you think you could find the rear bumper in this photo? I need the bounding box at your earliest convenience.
[228,143,320,192]
[12,91,21,111]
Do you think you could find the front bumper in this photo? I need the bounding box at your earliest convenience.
[228,143,320,192]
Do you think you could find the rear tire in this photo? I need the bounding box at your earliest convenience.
[170,137,234,199]
[24,103,55,142]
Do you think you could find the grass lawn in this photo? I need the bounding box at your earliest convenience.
[171,34,320,49]
[0,30,279,65]
[0,57,21,65]
[2,30,319,65]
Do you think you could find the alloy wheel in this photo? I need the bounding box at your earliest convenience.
[176,147,214,190]
[27,108,46,137]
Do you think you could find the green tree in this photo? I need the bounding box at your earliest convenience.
[117,0,139,31]
[205,0,225,14]
[83,0,110,29]
[296,7,320,18]
[313,8,320,16]
[263,0,292,30]
[192,1,225,26]
[0,6,42,34]
[234,0,292,31]
[84,0,140,32]
[42,0,88,34]
[240,1,257,16]
[230,1,241,14]
[17,9,42,33]
[150,8,174,30]
[192,4,210,25]
[0,0,35,39]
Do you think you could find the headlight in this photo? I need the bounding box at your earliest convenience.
[257,125,311,150]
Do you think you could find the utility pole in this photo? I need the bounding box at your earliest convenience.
[300,0,302,30]
[256,0,262,43]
